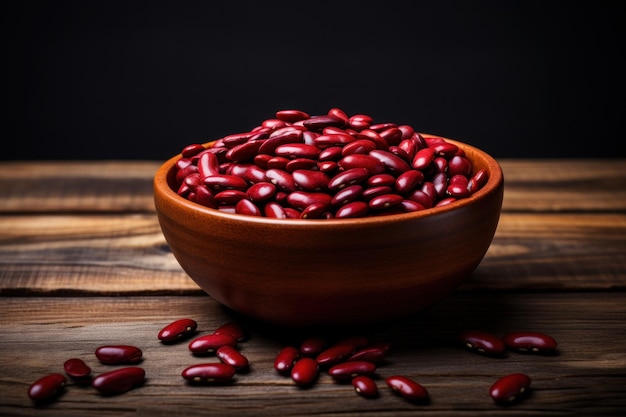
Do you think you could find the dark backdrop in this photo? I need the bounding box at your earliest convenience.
[4,0,625,160]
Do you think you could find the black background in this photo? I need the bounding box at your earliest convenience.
[4,0,625,160]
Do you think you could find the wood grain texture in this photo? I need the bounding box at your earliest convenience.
[1,212,624,294]
[0,294,624,417]
[1,160,625,416]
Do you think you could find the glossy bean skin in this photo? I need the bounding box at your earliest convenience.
[347,346,387,364]
[385,375,429,403]
[217,346,249,371]
[28,373,66,403]
[181,363,236,384]
[158,318,198,343]
[214,321,248,342]
[316,344,356,367]
[174,108,487,219]
[92,367,145,395]
[503,331,558,354]
[291,357,319,386]
[328,361,377,381]
[188,333,238,355]
[489,373,531,404]
[300,336,329,357]
[63,358,92,384]
[352,375,379,398]
[459,330,506,356]
[274,346,300,374]
[95,345,143,365]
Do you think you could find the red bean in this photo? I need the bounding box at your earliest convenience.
[328,167,370,191]
[276,109,310,123]
[302,115,345,131]
[286,158,318,172]
[235,198,263,216]
[328,361,377,381]
[468,169,489,193]
[300,202,329,219]
[300,336,329,357]
[489,373,531,404]
[181,143,206,158]
[369,149,411,174]
[197,151,221,178]
[348,343,390,363]
[314,133,355,148]
[92,367,145,395]
[287,191,332,211]
[458,330,506,356]
[328,107,349,124]
[331,184,363,206]
[217,346,249,371]
[348,114,373,131]
[63,358,92,384]
[246,182,277,203]
[412,147,435,170]
[264,202,287,219]
[95,345,143,365]
[292,169,330,191]
[213,189,246,206]
[174,109,486,220]
[316,344,356,367]
[342,139,378,156]
[28,373,66,403]
[369,193,403,210]
[335,201,369,218]
[352,375,379,398]
[203,174,248,191]
[503,331,558,354]
[158,318,198,343]
[385,375,429,403]
[275,346,300,374]
[395,170,425,194]
[338,154,385,175]
[214,321,248,342]
[291,357,319,386]
[188,333,238,355]
[226,140,263,163]
[258,131,303,155]
[265,168,297,193]
[181,363,236,384]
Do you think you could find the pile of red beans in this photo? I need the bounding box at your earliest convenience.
[28,318,557,407]
[172,108,489,219]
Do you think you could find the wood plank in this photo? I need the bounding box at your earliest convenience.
[2,160,626,213]
[1,212,625,294]
[0,293,624,416]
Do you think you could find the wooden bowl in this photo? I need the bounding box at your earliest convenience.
[153,136,504,326]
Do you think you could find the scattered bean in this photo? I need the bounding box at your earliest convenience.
[351,375,379,398]
[95,345,143,365]
[63,358,92,384]
[91,367,145,395]
[188,333,238,355]
[503,331,558,354]
[158,318,198,343]
[328,361,377,381]
[489,373,531,405]
[385,375,430,403]
[28,373,66,403]
[459,330,506,356]
[274,346,300,374]
[181,363,236,384]
[291,357,319,386]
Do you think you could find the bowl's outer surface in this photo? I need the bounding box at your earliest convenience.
[154,137,504,326]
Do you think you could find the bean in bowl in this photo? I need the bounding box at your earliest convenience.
[172,108,488,220]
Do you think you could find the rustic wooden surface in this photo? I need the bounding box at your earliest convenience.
[1,159,625,416]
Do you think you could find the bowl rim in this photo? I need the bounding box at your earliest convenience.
[154,134,504,228]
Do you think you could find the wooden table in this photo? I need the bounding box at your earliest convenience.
[1,159,625,416]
